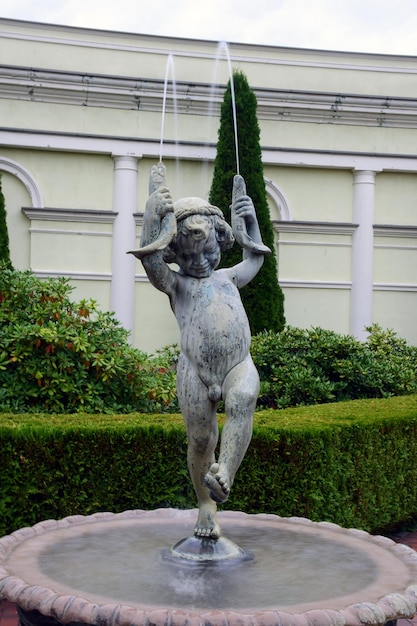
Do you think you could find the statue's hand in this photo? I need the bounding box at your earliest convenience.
[147,162,174,218]
[231,175,271,256]
[232,175,255,228]
[147,186,174,219]
[232,195,256,226]
[128,162,176,260]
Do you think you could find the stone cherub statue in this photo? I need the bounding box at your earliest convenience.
[129,163,270,540]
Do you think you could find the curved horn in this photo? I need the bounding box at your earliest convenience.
[127,162,177,259]
[127,212,176,259]
[231,175,271,255]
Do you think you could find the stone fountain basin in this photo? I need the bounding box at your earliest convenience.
[1,509,417,626]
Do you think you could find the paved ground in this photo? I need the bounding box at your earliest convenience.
[1,530,417,626]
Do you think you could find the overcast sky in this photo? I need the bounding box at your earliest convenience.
[1,0,417,56]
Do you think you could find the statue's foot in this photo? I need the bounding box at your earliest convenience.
[194,503,221,539]
[204,463,230,504]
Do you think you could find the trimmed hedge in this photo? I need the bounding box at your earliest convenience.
[1,395,417,537]
[0,413,191,536]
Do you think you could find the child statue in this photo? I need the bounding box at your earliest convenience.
[129,163,270,540]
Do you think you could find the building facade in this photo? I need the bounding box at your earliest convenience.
[0,18,416,352]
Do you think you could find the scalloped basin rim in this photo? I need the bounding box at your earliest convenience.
[1,509,417,626]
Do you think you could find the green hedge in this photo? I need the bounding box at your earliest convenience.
[1,395,417,537]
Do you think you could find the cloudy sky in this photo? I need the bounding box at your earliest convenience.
[1,0,417,56]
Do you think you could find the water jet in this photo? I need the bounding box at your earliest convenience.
[159,52,177,166]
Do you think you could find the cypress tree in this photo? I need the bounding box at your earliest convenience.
[0,174,13,270]
[209,71,285,334]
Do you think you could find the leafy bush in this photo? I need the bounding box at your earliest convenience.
[366,324,417,393]
[0,267,178,413]
[1,266,415,414]
[251,325,417,409]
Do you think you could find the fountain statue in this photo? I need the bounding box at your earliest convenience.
[1,163,417,626]
[1,52,417,624]
[128,162,270,548]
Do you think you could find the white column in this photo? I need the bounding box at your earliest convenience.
[349,170,377,341]
[110,155,139,342]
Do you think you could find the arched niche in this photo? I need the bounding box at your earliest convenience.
[265,177,291,221]
[0,156,44,269]
[0,156,44,208]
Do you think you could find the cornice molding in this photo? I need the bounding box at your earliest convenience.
[2,65,417,128]
[32,269,112,281]
[22,207,118,223]
[133,213,144,227]
[280,279,417,292]
[280,279,351,289]
[275,221,357,235]
[374,282,417,292]
[1,18,416,68]
[374,224,417,237]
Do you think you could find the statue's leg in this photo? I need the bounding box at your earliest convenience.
[177,354,221,538]
[205,355,259,504]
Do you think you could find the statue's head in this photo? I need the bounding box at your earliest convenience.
[163,197,234,277]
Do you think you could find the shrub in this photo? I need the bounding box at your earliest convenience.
[365,323,417,395]
[209,70,285,334]
[0,267,178,413]
[1,395,417,535]
[251,325,417,409]
[1,267,415,414]
[0,174,13,270]
[0,412,191,535]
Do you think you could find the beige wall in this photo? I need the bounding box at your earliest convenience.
[268,167,354,222]
[375,173,417,225]
[0,18,416,351]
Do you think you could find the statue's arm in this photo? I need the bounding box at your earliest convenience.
[128,163,177,298]
[229,175,271,288]
[230,196,266,288]
[140,187,177,297]
[141,250,177,297]
[230,251,264,289]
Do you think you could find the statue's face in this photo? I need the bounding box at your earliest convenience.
[175,215,221,277]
